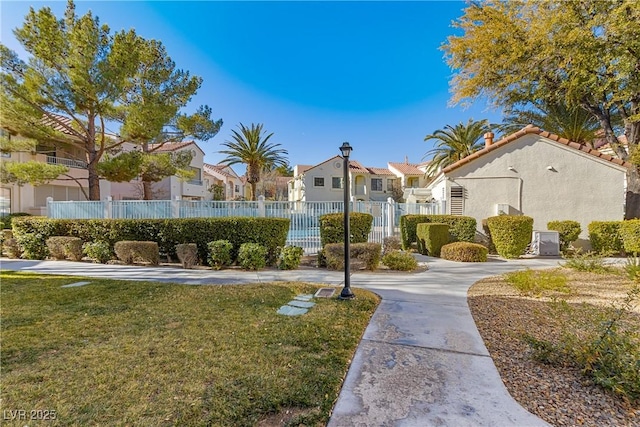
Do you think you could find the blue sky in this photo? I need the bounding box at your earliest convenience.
[1,1,503,170]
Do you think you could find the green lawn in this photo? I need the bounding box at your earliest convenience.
[1,271,379,426]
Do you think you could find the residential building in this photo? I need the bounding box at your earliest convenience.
[203,163,245,200]
[289,156,424,202]
[110,141,208,201]
[424,125,630,248]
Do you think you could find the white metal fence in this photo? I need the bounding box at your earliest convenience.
[46,197,442,254]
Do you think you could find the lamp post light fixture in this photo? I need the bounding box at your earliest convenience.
[339,142,355,300]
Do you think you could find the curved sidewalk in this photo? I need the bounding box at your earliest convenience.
[1,255,561,426]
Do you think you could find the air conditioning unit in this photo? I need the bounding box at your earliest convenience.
[495,203,510,215]
[531,231,560,256]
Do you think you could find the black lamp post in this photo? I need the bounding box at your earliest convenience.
[339,142,355,300]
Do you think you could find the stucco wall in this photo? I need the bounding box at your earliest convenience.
[446,134,626,246]
[302,160,347,202]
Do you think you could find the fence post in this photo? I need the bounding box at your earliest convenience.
[46,196,53,218]
[258,195,266,217]
[386,197,395,237]
[172,196,180,218]
[104,196,112,219]
[440,200,446,215]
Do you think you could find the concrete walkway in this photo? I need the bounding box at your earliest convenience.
[1,255,563,426]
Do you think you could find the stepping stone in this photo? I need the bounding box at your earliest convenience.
[277,305,308,316]
[61,281,91,288]
[314,288,336,298]
[294,294,314,301]
[287,300,315,309]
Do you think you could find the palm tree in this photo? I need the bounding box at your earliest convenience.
[423,119,489,176]
[497,101,601,147]
[219,123,289,201]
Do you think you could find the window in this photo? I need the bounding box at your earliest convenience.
[332,177,343,189]
[314,177,325,187]
[0,152,9,158]
[387,179,396,192]
[371,178,382,191]
[0,187,10,216]
[235,185,239,193]
[188,167,202,185]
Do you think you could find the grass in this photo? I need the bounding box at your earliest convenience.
[1,271,379,426]
[503,268,570,297]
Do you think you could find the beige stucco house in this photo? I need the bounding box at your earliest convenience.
[203,163,245,200]
[425,125,630,246]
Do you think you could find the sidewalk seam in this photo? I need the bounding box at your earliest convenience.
[362,338,490,358]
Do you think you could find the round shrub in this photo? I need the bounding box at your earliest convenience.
[440,242,488,262]
[208,240,233,270]
[46,236,83,261]
[83,241,113,263]
[547,220,581,252]
[278,246,304,270]
[114,241,159,265]
[382,250,418,271]
[486,215,533,259]
[237,243,267,270]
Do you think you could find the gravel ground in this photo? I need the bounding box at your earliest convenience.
[468,269,639,427]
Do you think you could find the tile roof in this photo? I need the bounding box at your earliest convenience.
[441,125,632,174]
[203,163,235,179]
[388,162,424,175]
[296,164,315,174]
[297,156,395,176]
[149,141,196,152]
[366,167,395,176]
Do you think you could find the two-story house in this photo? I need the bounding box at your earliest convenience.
[203,163,245,200]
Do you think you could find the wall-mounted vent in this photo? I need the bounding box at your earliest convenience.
[450,186,464,215]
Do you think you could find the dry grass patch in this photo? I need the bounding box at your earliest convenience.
[1,271,379,426]
[469,268,639,426]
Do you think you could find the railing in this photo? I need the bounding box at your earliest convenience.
[46,197,443,254]
[46,155,87,169]
[187,179,203,186]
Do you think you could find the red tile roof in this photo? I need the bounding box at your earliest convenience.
[441,125,632,174]
[149,141,196,152]
[388,162,424,175]
[204,163,235,179]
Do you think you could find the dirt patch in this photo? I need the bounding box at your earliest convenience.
[468,268,640,426]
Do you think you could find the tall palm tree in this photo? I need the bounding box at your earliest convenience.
[423,119,489,176]
[497,101,601,147]
[219,123,289,201]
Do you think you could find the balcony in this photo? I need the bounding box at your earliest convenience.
[187,179,203,186]
[46,155,87,169]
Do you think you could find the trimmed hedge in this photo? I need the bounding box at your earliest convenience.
[416,223,449,257]
[319,212,373,247]
[11,216,289,266]
[0,212,31,230]
[400,215,476,250]
[620,219,640,255]
[324,242,381,271]
[46,236,83,261]
[114,241,159,265]
[547,220,581,252]
[486,215,533,259]
[588,221,624,255]
[441,242,488,262]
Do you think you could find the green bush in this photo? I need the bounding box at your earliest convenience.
[440,242,488,262]
[114,241,159,265]
[11,216,289,266]
[416,223,449,256]
[562,252,613,274]
[547,220,581,252]
[620,219,640,255]
[588,221,623,255]
[278,246,304,270]
[207,240,234,270]
[0,229,12,255]
[16,233,50,260]
[0,212,31,230]
[324,242,381,271]
[486,215,533,259]
[176,243,198,269]
[399,214,476,250]
[481,219,497,254]
[319,212,373,247]
[381,250,418,271]
[503,268,570,296]
[82,241,113,264]
[45,236,84,261]
[237,243,267,270]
